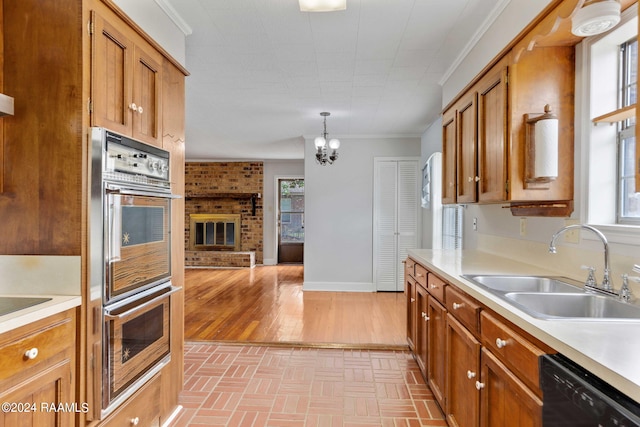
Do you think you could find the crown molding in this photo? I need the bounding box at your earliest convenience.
[439,0,512,86]
[154,0,193,36]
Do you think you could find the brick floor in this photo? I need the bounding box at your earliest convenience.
[171,343,448,426]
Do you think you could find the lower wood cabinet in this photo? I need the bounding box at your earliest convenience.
[415,284,429,374]
[446,314,481,427]
[479,348,542,427]
[427,295,447,410]
[405,256,550,427]
[0,309,76,427]
[100,373,161,427]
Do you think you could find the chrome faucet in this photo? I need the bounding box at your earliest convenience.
[549,224,612,292]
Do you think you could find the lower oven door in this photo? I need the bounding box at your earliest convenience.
[105,184,173,303]
[103,284,174,413]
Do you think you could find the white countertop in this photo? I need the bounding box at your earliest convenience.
[0,294,82,334]
[408,248,640,402]
[0,255,82,334]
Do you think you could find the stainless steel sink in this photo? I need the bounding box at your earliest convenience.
[463,274,583,294]
[504,292,640,321]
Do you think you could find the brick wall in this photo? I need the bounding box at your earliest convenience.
[184,162,263,266]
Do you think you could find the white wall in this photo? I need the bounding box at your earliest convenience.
[112,0,187,66]
[304,137,421,291]
[263,160,305,265]
[442,0,551,106]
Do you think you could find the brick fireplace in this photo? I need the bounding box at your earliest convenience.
[184,162,263,268]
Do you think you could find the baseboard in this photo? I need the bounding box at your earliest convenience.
[302,281,375,292]
[263,258,277,265]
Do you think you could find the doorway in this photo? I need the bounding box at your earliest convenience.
[277,179,304,264]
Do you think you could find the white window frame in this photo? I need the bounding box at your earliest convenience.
[577,3,639,245]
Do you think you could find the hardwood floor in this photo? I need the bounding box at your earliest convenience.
[184,266,407,348]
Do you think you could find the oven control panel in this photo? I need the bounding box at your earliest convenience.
[103,131,170,182]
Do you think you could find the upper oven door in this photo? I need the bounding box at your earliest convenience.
[105,184,172,303]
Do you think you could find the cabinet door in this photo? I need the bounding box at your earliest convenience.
[0,359,74,427]
[479,349,542,427]
[405,277,417,351]
[427,296,447,410]
[477,63,508,202]
[442,109,457,204]
[446,314,481,427]
[91,11,133,136]
[456,93,478,203]
[415,285,429,376]
[131,42,162,146]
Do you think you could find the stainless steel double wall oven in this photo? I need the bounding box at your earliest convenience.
[89,127,178,418]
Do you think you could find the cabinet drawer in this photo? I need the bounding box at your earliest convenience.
[405,258,416,279]
[426,273,446,303]
[480,311,545,395]
[414,264,428,288]
[445,286,481,334]
[102,374,161,427]
[0,312,74,381]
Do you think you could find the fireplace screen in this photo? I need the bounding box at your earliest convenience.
[189,214,241,251]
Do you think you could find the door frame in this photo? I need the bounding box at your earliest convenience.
[274,175,305,265]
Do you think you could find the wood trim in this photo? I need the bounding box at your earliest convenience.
[593,104,636,123]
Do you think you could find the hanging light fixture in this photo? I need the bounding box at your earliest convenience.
[314,112,340,166]
[571,0,621,37]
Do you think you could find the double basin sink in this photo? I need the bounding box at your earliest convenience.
[462,275,640,321]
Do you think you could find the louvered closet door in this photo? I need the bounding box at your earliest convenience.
[374,159,419,291]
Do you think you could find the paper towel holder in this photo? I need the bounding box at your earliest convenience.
[524,104,558,189]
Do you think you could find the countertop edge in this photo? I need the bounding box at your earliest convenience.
[407,248,640,402]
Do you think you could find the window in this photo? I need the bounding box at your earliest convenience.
[581,4,639,243]
[618,37,638,223]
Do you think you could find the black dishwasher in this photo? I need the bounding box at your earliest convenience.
[541,354,640,427]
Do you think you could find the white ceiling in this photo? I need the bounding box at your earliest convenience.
[168,0,503,160]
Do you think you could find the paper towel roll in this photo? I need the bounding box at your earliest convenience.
[534,118,558,178]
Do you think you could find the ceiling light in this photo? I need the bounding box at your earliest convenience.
[314,112,340,166]
[299,0,346,12]
[571,0,621,37]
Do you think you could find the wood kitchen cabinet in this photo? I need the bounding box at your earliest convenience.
[479,348,542,427]
[415,283,429,374]
[440,0,576,212]
[477,57,509,203]
[446,310,481,427]
[91,6,163,147]
[405,256,553,427]
[442,109,457,204]
[427,293,447,410]
[405,272,417,352]
[0,309,76,427]
[455,93,478,204]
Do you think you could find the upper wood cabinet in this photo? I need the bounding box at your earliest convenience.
[442,46,574,209]
[456,92,478,204]
[477,59,509,203]
[441,1,578,214]
[442,109,457,204]
[91,8,163,147]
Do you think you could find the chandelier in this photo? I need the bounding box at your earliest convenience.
[314,112,340,166]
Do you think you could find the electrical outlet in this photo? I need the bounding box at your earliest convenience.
[473,217,478,231]
[563,219,580,243]
[520,217,527,236]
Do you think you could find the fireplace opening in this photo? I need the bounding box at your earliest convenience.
[189,214,241,251]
